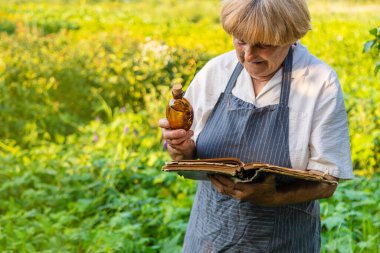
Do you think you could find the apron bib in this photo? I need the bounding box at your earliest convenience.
[183,48,321,253]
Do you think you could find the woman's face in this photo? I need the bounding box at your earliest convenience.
[233,37,291,81]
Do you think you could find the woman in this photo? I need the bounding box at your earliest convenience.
[159,0,353,252]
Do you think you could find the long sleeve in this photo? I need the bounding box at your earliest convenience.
[307,72,353,179]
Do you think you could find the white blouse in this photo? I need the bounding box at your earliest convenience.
[185,43,353,179]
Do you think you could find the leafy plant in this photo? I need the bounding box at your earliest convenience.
[0,109,196,252]
[321,177,380,253]
[363,27,380,74]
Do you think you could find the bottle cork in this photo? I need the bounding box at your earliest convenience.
[172,84,184,99]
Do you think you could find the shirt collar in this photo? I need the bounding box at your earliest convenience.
[291,42,310,79]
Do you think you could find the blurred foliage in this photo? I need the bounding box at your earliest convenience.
[364,27,380,74]
[0,0,379,252]
[0,32,208,145]
[0,18,16,35]
[0,109,195,252]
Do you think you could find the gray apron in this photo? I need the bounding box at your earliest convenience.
[183,48,321,253]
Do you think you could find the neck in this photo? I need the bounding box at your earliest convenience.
[252,76,272,86]
[252,78,267,97]
[251,62,285,97]
[251,71,277,97]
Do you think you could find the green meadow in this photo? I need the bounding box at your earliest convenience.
[0,0,379,252]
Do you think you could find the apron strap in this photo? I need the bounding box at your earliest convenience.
[279,47,294,106]
[224,62,244,94]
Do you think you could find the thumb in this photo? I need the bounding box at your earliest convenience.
[158,118,170,128]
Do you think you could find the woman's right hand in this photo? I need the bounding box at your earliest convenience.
[158,118,196,161]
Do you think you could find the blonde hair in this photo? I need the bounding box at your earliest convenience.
[221,0,311,46]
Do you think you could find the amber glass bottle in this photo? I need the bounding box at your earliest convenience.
[166,84,193,130]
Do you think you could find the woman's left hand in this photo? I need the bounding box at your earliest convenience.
[208,174,278,206]
[209,173,339,207]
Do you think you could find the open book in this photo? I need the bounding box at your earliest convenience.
[162,157,337,185]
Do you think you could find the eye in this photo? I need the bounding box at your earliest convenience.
[236,39,246,46]
[256,44,274,49]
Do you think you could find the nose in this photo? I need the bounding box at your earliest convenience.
[242,44,257,61]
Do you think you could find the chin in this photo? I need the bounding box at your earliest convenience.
[245,66,267,77]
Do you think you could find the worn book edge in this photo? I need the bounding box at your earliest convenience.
[162,158,337,185]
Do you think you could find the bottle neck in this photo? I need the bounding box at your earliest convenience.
[172,90,183,99]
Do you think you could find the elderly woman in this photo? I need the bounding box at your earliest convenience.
[159,0,353,252]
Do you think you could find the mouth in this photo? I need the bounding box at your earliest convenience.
[249,60,264,65]
[246,58,265,64]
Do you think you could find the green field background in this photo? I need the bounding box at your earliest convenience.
[0,0,379,252]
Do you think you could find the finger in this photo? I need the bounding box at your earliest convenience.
[324,174,339,182]
[186,130,194,138]
[164,129,194,144]
[162,129,187,141]
[208,175,225,194]
[233,175,276,191]
[167,132,194,145]
[158,118,170,128]
[211,175,238,195]
[167,139,196,160]
[233,181,256,192]
[169,132,194,145]
[173,138,194,147]
[214,174,234,186]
